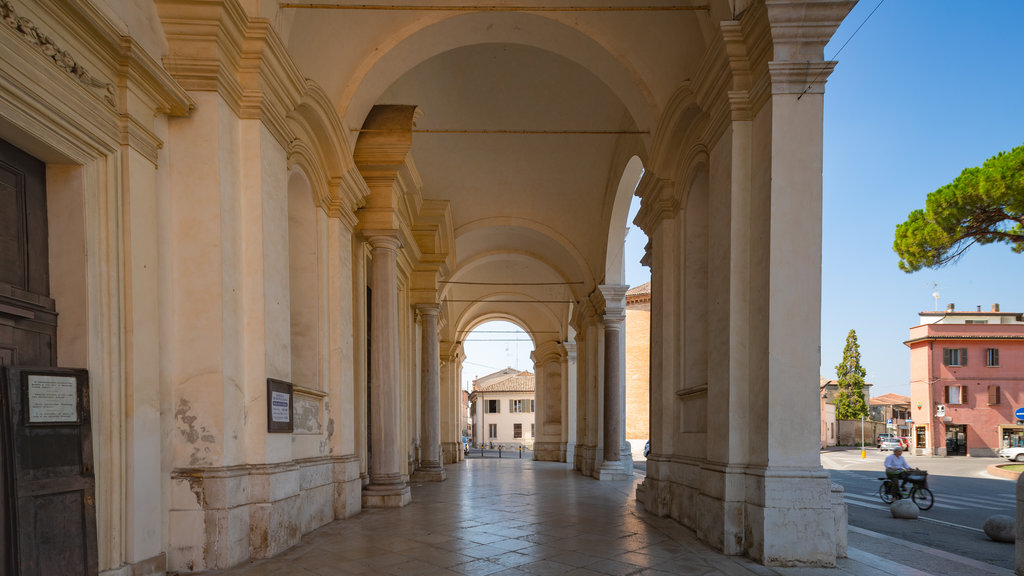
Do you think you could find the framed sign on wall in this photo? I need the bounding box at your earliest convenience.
[267,378,293,433]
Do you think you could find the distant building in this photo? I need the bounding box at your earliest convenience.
[820,377,876,448]
[625,282,651,447]
[906,303,1024,457]
[868,393,911,443]
[468,368,535,448]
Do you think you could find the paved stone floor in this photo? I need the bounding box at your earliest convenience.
[203,458,1014,576]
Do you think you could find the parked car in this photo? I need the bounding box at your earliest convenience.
[643,440,650,458]
[876,433,896,447]
[878,437,903,451]
[998,447,1024,462]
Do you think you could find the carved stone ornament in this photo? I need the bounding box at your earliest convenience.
[1,0,117,107]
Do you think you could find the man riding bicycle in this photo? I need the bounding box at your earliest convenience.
[884,446,912,495]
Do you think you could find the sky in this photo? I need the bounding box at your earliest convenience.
[463,2,1024,396]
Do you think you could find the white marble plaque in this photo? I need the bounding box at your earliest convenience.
[271,390,290,423]
[27,375,78,423]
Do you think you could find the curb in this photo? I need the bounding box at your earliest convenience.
[987,463,1022,480]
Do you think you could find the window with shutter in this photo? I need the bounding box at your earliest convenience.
[989,385,1001,405]
[944,386,950,404]
[944,348,967,366]
[961,385,968,404]
[987,348,999,367]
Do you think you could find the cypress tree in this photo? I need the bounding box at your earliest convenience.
[834,329,868,420]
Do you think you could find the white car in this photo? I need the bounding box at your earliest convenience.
[998,447,1024,462]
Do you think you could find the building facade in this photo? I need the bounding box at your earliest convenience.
[0,0,855,571]
[868,393,911,446]
[625,282,651,449]
[907,304,1024,457]
[469,369,536,448]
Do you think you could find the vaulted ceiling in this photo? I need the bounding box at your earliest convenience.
[279,2,727,343]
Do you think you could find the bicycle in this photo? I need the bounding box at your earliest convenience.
[877,469,934,510]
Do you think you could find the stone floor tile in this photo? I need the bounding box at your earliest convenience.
[488,551,536,568]
[585,557,646,576]
[518,558,577,576]
[545,550,601,568]
[468,532,511,545]
[450,558,508,576]
[489,569,531,576]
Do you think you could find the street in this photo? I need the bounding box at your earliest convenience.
[822,446,1016,571]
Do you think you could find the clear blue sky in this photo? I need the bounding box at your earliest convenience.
[820,0,1024,397]
[464,2,1024,396]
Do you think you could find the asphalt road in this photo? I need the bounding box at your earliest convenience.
[822,446,1017,571]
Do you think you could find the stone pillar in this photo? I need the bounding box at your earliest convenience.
[412,304,445,481]
[562,340,577,466]
[363,233,411,507]
[598,284,630,481]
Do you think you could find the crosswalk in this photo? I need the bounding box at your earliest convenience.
[841,489,1014,512]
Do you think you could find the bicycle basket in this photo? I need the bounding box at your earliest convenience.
[905,471,927,484]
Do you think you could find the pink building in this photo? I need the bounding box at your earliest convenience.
[906,303,1024,457]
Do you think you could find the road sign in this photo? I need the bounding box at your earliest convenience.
[1015,407,1024,420]
[887,419,893,424]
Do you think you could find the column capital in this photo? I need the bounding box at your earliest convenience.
[364,230,402,251]
[595,284,628,323]
[415,303,441,317]
[559,340,577,362]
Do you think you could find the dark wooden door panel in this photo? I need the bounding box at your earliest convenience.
[0,138,47,296]
[3,367,97,576]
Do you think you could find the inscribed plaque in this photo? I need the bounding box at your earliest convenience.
[27,374,79,423]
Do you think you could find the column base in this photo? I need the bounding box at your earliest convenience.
[361,483,411,508]
[597,460,632,481]
[410,465,447,482]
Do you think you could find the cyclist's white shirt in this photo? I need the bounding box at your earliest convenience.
[884,453,910,471]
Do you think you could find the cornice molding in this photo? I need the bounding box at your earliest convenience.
[633,173,679,234]
[764,0,855,95]
[1,0,192,163]
[155,0,305,148]
[1,0,116,108]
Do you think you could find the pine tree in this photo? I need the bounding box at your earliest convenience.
[834,329,868,420]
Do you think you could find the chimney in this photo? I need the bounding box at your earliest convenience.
[946,303,955,312]
[993,303,1000,312]
[977,305,982,312]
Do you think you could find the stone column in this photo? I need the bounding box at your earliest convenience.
[363,233,411,507]
[562,340,577,466]
[598,285,630,480]
[412,304,445,481]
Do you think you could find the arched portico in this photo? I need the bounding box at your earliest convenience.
[0,0,855,572]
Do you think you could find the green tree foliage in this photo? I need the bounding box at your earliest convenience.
[834,329,868,420]
[894,142,1024,272]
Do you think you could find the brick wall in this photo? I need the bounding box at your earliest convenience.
[625,302,650,440]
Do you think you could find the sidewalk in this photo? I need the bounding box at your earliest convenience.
[200,459,1014,576]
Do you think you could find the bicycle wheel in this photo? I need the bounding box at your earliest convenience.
[878,482,894,504]
[911,487,934,510]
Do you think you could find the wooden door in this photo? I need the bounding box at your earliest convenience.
[2,367,97,576]
[0,139,95,574]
